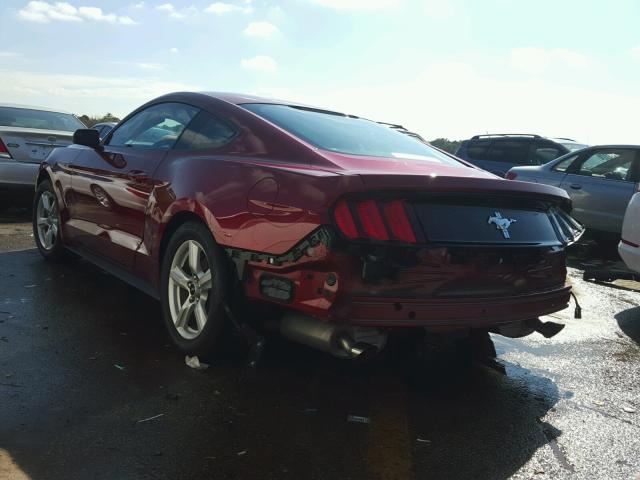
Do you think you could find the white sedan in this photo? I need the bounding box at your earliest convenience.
[619,189,640,273]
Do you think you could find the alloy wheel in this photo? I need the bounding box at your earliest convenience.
[36,191,59,251]
[167,240,213,340]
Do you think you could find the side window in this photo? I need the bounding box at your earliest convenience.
[487,139,530,165]
[108,103,199,149]
[466,139,492,160]
[552,154,579,172]
[573,149,635,181]
[174,111,238,150]
[530,141,563,165]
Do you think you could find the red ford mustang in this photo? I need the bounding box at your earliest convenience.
[33,92,583,359]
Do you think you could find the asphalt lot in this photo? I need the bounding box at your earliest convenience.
[1,207,639,480]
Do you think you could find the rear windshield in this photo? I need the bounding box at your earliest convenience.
[562,143,588,152]
[242,103,463,167]
[0,107,85,132]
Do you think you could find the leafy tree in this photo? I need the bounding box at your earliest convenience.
[429,138,462,154]
[78,113,120,127]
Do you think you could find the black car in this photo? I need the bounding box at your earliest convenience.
[456,134,587,177]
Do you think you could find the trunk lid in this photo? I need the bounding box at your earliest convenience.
[0,127,74,163]
[320,151,583,246]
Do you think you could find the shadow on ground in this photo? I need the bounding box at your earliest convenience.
[616,306,640,346]
[0,249,561,480]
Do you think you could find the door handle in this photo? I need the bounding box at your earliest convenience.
[569,184,582,190]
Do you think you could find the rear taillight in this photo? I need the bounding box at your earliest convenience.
[0,137,11,159]
[383,200,417,243]
[356,199,389,241]
[333,198,417,243]
[505,171,517,180]
[334,200,358,239]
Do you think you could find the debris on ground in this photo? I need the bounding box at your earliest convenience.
[114,364,125,371]
[622,406,637,414]
[593,400,605,406]
[136,413,165,423]
[185,355,209,370]
[237,450,247,456]
[24,284,37,288]
[347,414,370,424]
[416,437,431,444]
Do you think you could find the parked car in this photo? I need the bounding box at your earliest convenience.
[92,122,117,140]
[507,145,640,236]
[0,104,86,202]
[33,92,583,360]
[619,188,640,273]
[456,134,587,177]
[0,104,85,206]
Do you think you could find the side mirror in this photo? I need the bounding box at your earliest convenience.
[73,129,101,149]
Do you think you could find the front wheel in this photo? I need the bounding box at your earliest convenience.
[160,222,231,357]
[32,180,66,260]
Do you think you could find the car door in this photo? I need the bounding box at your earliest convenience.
[65,102,199,268]
[559,148,639,233]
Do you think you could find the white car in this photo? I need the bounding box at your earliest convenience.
[619,189,640,273]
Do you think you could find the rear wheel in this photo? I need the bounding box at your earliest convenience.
[32,180,66,260]
[160,222,230,357]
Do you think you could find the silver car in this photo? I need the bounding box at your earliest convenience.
[506,145,640,234]
[0,103,85,198]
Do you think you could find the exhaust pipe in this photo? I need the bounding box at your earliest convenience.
[280,313,386,359]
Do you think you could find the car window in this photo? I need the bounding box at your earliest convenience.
[573,149,635,181]
[242,103,464,167]
[552,153,579,172]
[174,111,238,150]
[487,139,530,165]
[466,139,492,160]
[108,103,199,149]
[531,141,563,165]
[0,106,85,132]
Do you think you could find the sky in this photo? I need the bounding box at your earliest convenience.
[1,0,640,144]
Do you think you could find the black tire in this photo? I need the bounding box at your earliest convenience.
[160,221,231,357]
[32,180,67,261]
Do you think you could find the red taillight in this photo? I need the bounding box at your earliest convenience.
[383,200,417,243]
[333,198,417,243]
[0,137,11,159]
[356,200,389,241]
[505,171,517,180]
[334,200,358,239]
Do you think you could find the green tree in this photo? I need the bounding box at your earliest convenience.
[429,138,462,154]
[78,113,121,127]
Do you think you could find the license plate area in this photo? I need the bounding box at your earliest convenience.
[413,204,560,246]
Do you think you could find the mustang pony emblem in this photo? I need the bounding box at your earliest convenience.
[488,211,517,239]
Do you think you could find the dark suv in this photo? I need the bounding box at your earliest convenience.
[456,134,587,177]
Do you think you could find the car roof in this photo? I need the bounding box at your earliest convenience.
[199,91,314,107]
[469,134,579,142]
[0,102,73,114]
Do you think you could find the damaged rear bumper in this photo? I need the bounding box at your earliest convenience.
[342,286,571,328]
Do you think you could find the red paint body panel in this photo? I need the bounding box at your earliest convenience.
[40,92,580,330]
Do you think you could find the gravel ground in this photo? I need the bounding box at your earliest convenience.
[0,207,638,480]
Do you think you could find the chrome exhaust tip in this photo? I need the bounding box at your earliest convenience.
[280,313,386,359]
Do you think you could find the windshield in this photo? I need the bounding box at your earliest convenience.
[562,142,588,152]
[0,107,86,132]
[242,103,464,167]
